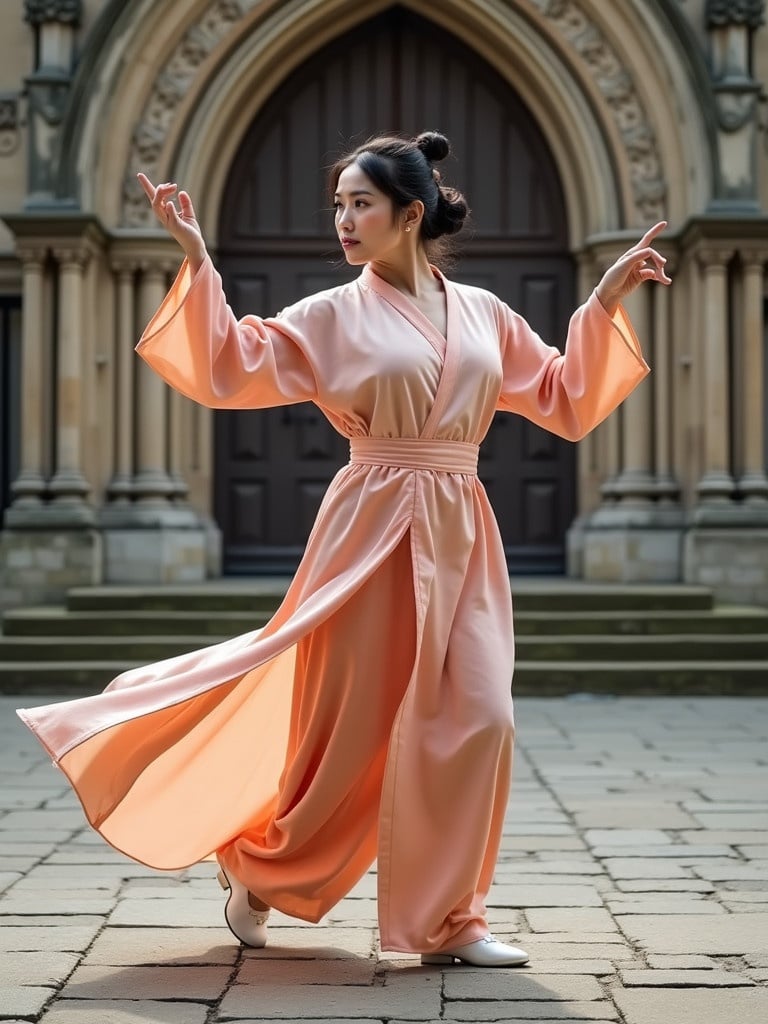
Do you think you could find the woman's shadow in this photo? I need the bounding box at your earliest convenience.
[60,941,603,1022]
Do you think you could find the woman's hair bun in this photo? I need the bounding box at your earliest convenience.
[415,131,450,163]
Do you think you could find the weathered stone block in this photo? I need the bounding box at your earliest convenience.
[103,526,208,584]
[582,528,683,583]
[0,528,102,610]
[684,528,768,605]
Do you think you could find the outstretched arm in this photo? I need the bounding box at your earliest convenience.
[137,172,208,273]
[133,173,318,409]
[496,223,670,440]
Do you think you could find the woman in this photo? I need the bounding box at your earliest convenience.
[18,131,669,968]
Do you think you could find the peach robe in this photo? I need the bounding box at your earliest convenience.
[18,258,648,953]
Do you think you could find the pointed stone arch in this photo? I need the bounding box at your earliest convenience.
[63,0,713,241]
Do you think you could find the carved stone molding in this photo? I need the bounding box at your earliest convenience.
[527,0,666,223]
[706,0,765,29]
[16,243,49,266]
[122,0,261,226]
[122,0,666,225]
[696,246,736,268]
[0,94,20,156]
[23,0,82,26]
[740,248,768,268]
[51,244,91,269]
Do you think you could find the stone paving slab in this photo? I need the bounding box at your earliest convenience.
[613,987,768,1024]
[0,988,55,1019]
[616,913,768,954]
[442,1001,620,1020]
[34,1002,211,1023]
[0,696,765,1024]
[60,963,233,1000]
[617,968,754,986]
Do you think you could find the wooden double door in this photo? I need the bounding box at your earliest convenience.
[215,6,575,574]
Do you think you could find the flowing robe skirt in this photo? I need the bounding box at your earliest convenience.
[18,260,649,952]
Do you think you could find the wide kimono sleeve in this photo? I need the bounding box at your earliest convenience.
[135,255,319,409]
[495,290,650,441]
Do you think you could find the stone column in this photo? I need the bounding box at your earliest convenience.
[612,288,655,504]
[695,248,736,506]
[48,244,93,516]
[566,252,600,576]
[106,260,137,504]
[6,245,48,515]
[101,253,206,584]
[738,251,768,503]
[0,234,102,607]
[583,276,684,582]
[683,244,768,605]
[168,390,190,501]
[133,261,174,504]
[652,269,679,503]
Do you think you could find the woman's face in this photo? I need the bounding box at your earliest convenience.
[334,162,410,265]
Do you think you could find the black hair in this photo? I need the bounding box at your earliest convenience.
[329,131,469,262]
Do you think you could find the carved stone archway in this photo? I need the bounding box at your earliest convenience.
[59,0,714,239]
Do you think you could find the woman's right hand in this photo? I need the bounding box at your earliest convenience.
[137,172,207,272]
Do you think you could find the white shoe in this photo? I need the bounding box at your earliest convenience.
[422,934,529,967]
[217,867,270,948]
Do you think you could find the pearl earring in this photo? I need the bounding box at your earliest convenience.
[405,226,411,233]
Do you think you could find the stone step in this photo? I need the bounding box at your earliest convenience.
[4,606,766,637]
[1,608,274,636]
[64,580,715,613]
[2,660,766,697]
[1,633,765,662]
[514,608,768,635]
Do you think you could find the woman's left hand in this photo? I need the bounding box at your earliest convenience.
[595,221,672,315]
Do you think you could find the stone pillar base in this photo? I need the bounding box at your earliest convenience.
[684,523,768,606]
[103,526,210,583]
[0,527,102,610]
[580,505,685,583]
[565,515,588,577]
[203,517,223,578]
[101,505,212,584]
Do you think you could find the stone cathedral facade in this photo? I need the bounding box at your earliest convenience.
[0,0,767,608]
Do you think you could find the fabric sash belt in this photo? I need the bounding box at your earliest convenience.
[349,437,479,475]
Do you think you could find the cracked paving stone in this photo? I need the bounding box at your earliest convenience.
[0,987,55,1018]
[0,895,116,915]
[108,899,226,928]
[441,1000,619,1020]
[37,1000,210,1023]
[615,880,715,893]
[0,924,102,952]
[584,830,672,847]
[442,972,604,1001]
[617,914,768,955]
[59,964,231,1000]
[525,908,618,933]
[1,951,81,986]
[645,955,718,969]
[510,940,637,961]
[242,927,376,958]
[613,988,768,1024]
[82,927,239,966]
[236,958,377,985]
[617,968,754,987]
[217,981,442,1020]
[488,885,602,907]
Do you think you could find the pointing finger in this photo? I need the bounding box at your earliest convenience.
[634,221,667,250]
[137,172,156,200]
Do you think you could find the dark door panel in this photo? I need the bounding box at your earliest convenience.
[216,8,574,574]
